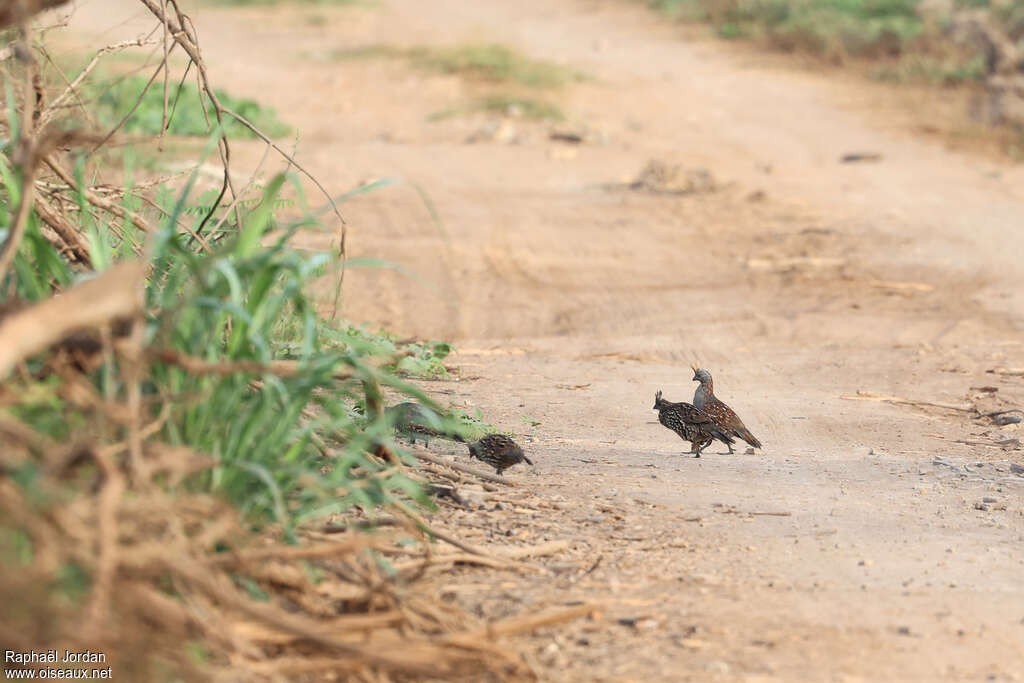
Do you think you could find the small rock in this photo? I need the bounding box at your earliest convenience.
[1011,463,1024,475]
[586,514,606,523]
[983,496,998,503]
[461,489,488,508]
[676,637,709,650]
[858,559,873,567]
[994,414,1022,426]
[704,660,731,674]
[974,502,990,511]
[897,626,912,636]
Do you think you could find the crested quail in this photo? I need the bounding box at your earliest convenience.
[384,402,464,447]
[692,368,762,453]
[466,434,532,475]
[652,390,734,457]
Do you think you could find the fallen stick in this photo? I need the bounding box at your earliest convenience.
[392,553,517,572]
[748,511,792,517]
[207,537,373,566]
[0,261,145,378]
[321,517,402,534]
[975,409,1024,419]
[495,540,571,559]
[443,603,598,644]
[838,391,973,412]
[988,367,1024,377]
[413,451,515,486]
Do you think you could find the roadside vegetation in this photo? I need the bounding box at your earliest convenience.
[333,42,580,122]
[642,0,1024,149]
[644,0,1023,84]
[644,0,1021,79]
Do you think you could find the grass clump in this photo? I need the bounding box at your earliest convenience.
[88,73,290,138]
[334,42,586,88]
[409,43,585,88]
[646,0,924,58]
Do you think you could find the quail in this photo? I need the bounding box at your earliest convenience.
[384,402,464,447]
[692,368,762,453]
[466,434,532,475]
[652,390,734,457]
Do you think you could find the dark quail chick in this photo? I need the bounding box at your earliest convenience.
[652,390,734,457]
[384,402,465,447]
[692,368,762,453]
[466,434,532,475]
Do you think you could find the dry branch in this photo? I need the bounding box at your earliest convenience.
[414,450,516,486]
[0,261,145,378]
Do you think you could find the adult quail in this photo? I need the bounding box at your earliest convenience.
[384,402,464,447]
[652,390,734,457]
[466,434,532,475]
[692,368,762,453]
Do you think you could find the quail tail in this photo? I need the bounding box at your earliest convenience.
[735,428,761,449]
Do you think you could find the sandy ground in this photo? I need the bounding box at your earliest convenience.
[59,0,1024,679]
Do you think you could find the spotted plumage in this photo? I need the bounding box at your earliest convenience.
[652,390,734,457]
[467,434,532,475]
[384,402,464,447]
[692,368,762,453]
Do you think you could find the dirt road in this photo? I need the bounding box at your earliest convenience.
[64,0,1024,679]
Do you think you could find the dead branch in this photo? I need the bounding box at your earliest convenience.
[44,155,156,237]
[414,450,516,486]
[0,261,145,378]
[33,192,92,264]
[444,604,598,643]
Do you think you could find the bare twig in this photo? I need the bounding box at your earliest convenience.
[44,155,157,236]
[413,451,516,486]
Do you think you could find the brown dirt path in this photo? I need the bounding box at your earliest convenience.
[62,0,1024,679]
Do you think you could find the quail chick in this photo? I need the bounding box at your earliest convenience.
[652,390,734,457]
[692,368,762,453]
[467,434,532,475]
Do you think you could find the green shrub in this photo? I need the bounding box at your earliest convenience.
[88,74,290,138]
